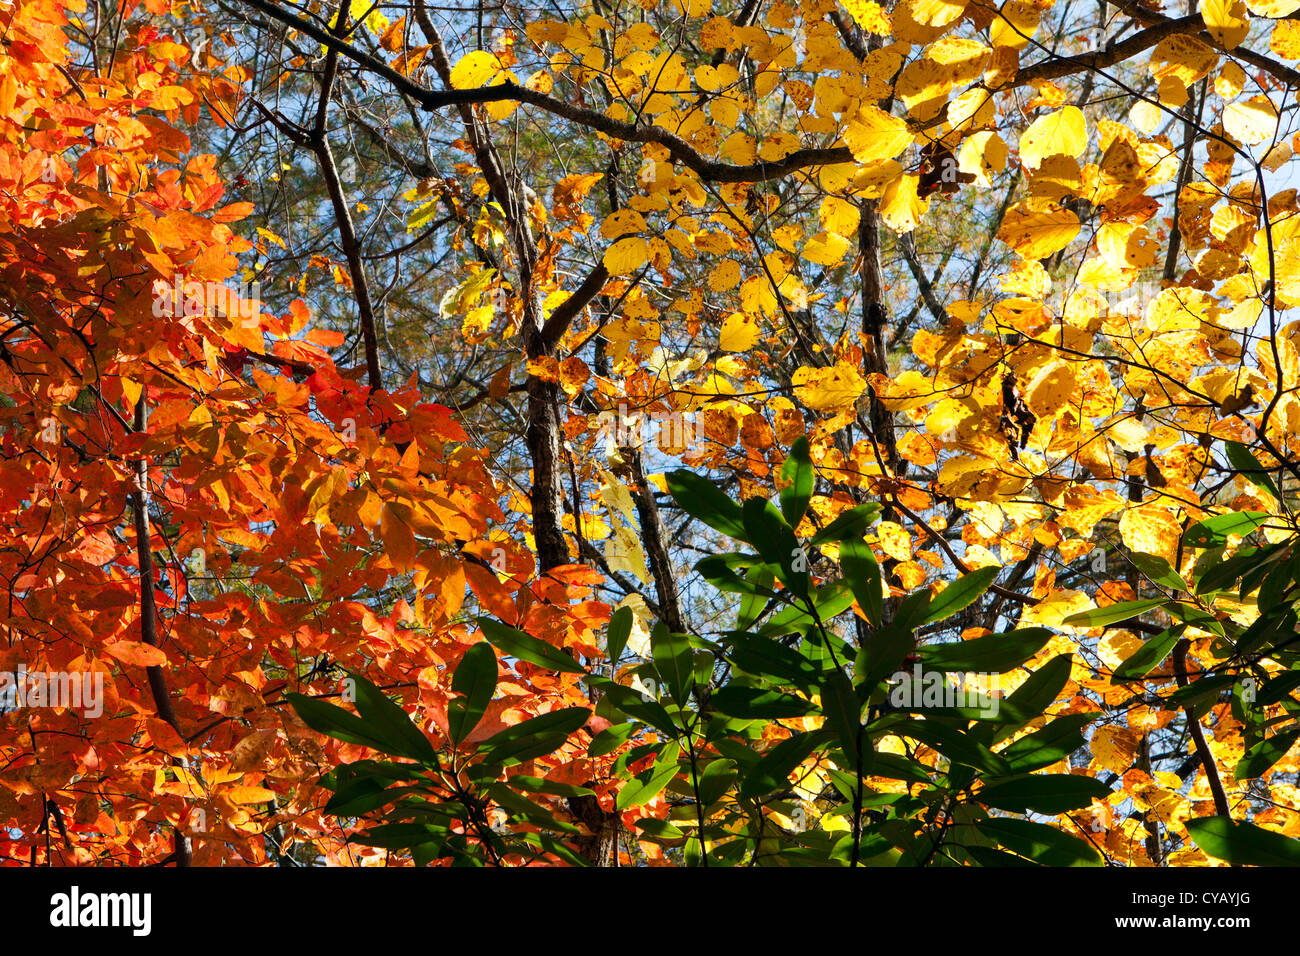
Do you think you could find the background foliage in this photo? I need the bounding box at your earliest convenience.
[0,0,1298,865]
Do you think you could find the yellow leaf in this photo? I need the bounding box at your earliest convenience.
[802,230,851,265]
[1024,359,1078,418]
[1099,629,1145,669]
[792,362,867,413]
[606,524,651,583]
[1150,35,1219,86]
[840,0,892,34]
[911,0,967,26]
[255,227,286,249]
[603,236,649,275]
[450,50,502,89]
[1096,222,1158,270]
[1271,21,1300,59]
[708,259,742,291]
[1020,589,1091,629]
[1201,0,1249,50]
[818,196,860,236]
[600,208,647,239]
[1107,416,1151,453]
[225,785,276,805]
[843,105,912,163]
[1119,505,1182,563]
[990,0,1041,49]
[1019,106,1087,169]
[999,202,1080,260]
[879,174,928,233]
[719,312,760,352]
[1091,726,1141,774]
[876,520,912,562]
[959,131,1008,186]
[1246,0,1300,15]
[1223,95,1279,145]
[1129,99,1162,134]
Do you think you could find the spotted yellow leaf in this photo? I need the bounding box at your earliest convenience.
[719,312,761,352]
[999,202,1080,260]
[843,105,912,163]
[875,521,912,562]
[792,362,867,413]
[603,236,649,275]
[1201,0,1249,50]
[1019,106,1087,169]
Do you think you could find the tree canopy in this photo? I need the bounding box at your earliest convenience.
[1,0,1299,866]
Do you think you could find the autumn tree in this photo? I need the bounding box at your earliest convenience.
[2,0,1299,865]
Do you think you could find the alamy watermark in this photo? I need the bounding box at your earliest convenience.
[0,665,103,718]
[595,403,696,454]
[49,886,150,936]
[889,663,1001,718]
[152,274,261,321]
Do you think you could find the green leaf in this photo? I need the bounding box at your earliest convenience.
[666,469,747,541]
[978,774,1111,814]
[736,565,776,630]
[1225,441,1282,503]
[1110,625,1183,683]
[477,707,591,766]
[893,719,1010,774]
[486,782,579,833]
[1128,552,1188,592]
[839,536,883,628]
[1166,602,1224,636]
[779,436,814,528]
[997,712,1094,773]
[726,632,821,690]
[324,778,422,817]
[447,643,497,744]
[739,731,828,800]
[919,627,1051,673]
[1196,541,1287,595]
[974,818,1103,866]
[809,503,881,547]
[709,685,820,719]
[350,673,440,764]
[989,653,1073,740]
[856,622,914,692]
[821,671,867,770]
[743,496,807,598]
[651,624,694,704]
[756,579,855,637]
[1183,511,1270,549]
[508,776,596,798]
[695,554,768,595]
[590,679,679,736]
[695,759,738,806]
[1186,817,1300,866]
[477,617,587,675]
[350,823,448,850]
[286,693,393,753]
[588,721,639,757]
[606,605,634,666]
[1256,670,1300,706]
[635,817,686,841]
[617,740,681,810]
[1063,597,1168,627]
[1234,728,1300,781]
[923,566,999,626]
[963,845,1039,867]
